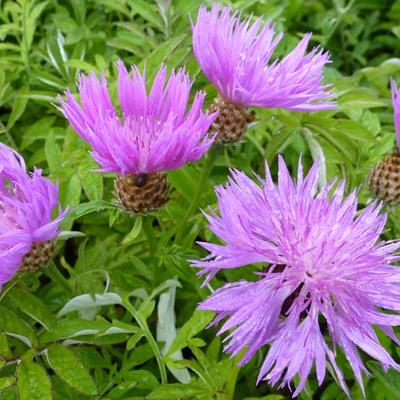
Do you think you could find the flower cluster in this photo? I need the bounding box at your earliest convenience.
[0,143,67,288]
[193,157,400,396]
[3,2,399,398]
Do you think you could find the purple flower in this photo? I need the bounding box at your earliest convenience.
[392,80,400,149]
[192,5,335,111]
[58,62,217,175]
[0,143,67,287]
[193,156,400,396]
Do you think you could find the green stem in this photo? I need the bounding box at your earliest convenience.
[175,144,221,245]
[45,261,72,293]
[122,295,167,384]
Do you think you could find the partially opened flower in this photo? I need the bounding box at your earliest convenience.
[58,62,216,213]
[192,5,336,143]
[0,143,67,288]
[192,156,400,396]
[369,80,400,204]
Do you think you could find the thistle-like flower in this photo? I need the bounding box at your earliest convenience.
[192,5,336,143]
[0,143,67,288]
[369,80,400,204]
[192,156,400,396]
[58,62,216,213]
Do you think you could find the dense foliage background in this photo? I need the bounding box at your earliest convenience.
[2,0,400,398]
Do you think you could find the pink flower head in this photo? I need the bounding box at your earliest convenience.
[192,156,400,396]
[0,143,67,287]
[58,62,217,175]
[192,5,336,111]
[391,80,400,149]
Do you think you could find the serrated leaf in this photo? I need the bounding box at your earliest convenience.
[17,359,52,400]
[47,344,97,395]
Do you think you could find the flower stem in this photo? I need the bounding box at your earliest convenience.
[122,295,168,384]
[174,144,221,245]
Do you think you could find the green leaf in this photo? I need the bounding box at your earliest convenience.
[57,293,122,317]
[17,359,52,400]
[107,370,158,398]
[47,344,97,395]
[40,318,111,343]
[58,230,86,240]
[0,376,16,390]
[243,396,284,400]
[167,310,214,356]
[47,31,70,80]
[147,383,210,399]
[142,35,186,72]
[0,305,37,347]
[7,89,28,129]
[63,174,82,208]
[367,361,400,397]
[157,286,191,383]
[265,128,297,163]
[338,89,387,109]
[127,0,164,30]
[64,59,99,74]
[61,200,116,229]
[0,332,12,359]
[122,216,143,246]
[78,160,103,201]
[45,131,62,175]
[7,288,55,330]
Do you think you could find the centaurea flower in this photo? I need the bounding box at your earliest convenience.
[193,156,400,396]
[58,62,216,213]
[0,143,67,288]
[192,5,336,143]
